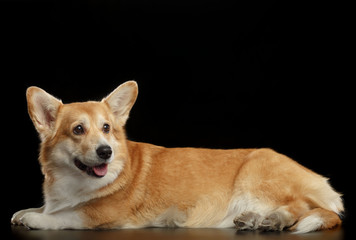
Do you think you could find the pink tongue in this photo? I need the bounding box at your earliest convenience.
[93,164,108,177]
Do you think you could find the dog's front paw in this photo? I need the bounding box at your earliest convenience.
[11,207,44,226]
[11,209,28,226]
[20,212,48,230]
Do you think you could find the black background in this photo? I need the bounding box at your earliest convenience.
[1,0,353,238]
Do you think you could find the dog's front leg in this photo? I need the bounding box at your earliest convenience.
[19,210,84,230]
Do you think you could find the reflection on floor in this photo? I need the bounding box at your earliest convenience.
[11,225,345,240]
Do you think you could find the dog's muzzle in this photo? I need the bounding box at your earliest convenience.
[73,145,112,178]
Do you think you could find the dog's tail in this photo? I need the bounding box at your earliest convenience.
[290,178,344,234]
[290,208,342,233]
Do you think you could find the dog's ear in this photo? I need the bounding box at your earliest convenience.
[26,87,62,141]
[102,81,138,126]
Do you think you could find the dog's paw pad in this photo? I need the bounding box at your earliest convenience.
[258,213,283,231]
[234,212,261,231]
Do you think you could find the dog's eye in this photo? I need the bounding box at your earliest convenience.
[73,125,85,135]
[103,123,110,133]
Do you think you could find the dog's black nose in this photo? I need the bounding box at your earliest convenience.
[96,145,112,160]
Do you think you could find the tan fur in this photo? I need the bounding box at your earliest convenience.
[81,143,255,228]
[12,81,343,233]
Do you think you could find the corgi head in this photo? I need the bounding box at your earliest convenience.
[26,81,138,181]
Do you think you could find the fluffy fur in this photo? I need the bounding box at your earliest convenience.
[11,81,343,233]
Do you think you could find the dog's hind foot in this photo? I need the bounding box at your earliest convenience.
[258,212,284,231]
[234,211,290,231]
[234,212,262,231]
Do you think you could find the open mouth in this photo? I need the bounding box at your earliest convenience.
[74,158,108,178]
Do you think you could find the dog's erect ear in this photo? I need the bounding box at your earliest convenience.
[102,81,138,126]
[26,87,62,140]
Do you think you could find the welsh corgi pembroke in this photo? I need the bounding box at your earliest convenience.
[11,81,343,233]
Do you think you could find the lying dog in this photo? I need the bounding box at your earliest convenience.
[11,81,343,233]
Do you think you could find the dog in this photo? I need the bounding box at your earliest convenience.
[11,81,343,233]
